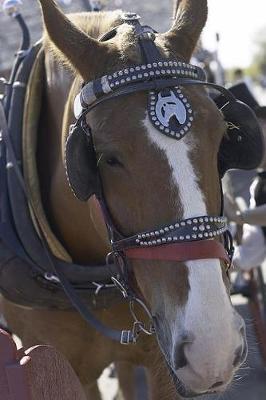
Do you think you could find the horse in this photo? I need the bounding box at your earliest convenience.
[0,0,249,398]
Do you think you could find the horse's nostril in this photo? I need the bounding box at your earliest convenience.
[210,381,224,389]
[173,333,194,370]
[233,344,245,367]
[174,341,187,370]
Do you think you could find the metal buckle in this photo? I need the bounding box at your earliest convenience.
[122,12,141,21]
[44,272,60,284]
[129,299,155,336]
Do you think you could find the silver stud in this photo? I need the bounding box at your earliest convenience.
[152,240,157,245]
[160,229,164,234]
[124,69,129,74]
[138,74,143,79]
[187,220,192,225]
[142,234,146,238]
[164,227,169,232]
[144,73,149,77]
[162,238,167,243]
[192,234,197,239]
[199,218,204,223]
[206,225,211,230]
[186,235,191,240]
[132,76,137,80]
[121,79,125,84]
[147,64,152,68]
[204,233,209,237]
[152,117,157,121]
[193,226,198,231]
[157,239,162,244]
[180,236,184,240]
[136,66,141,71]
[150,232,155,237]
[169,225,174,230]
[155,70,160,75]
[173,236,178,241]
[113,72,118,78]
[210,217,213,222]
[118,71,123,76]
[199,225,205,232]
[153,62,158,67]
[110,83,114,88]
[175,223,180,228]
[198,234,203,239]
[155,231,160,236]
[193,219,198,223]
[137,235,142,239]
[136,239,140,243]
[141,65,146,70]
[155,121,160,126]
[130,67,135,72]
[165,128,170,133]
[158,62,163,67]
[150,71,155,76]
[167,237,172,242]
[164,61,168,66]
[108,75,112,80]
[140,241,144,245]
[181,222,186,226]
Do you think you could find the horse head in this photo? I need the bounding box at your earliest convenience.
[38,0,248,397]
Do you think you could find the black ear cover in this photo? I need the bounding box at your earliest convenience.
[65,123,99,201]
[216,99,264,177]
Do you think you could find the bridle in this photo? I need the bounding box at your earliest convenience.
[64,13,234,344]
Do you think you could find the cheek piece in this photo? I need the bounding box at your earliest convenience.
[64,13,263,344]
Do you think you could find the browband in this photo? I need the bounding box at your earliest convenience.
[74,60,206,119]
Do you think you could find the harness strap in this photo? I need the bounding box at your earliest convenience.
[125,240,230,264]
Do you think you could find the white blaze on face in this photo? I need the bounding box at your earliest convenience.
[143,116,238,383]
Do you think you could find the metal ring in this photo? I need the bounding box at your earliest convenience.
[129,299,154,335]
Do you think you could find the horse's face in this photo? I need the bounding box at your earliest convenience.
[90,83,247,396]
[39,0,247,396]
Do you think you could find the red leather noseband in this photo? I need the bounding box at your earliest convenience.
[125,240,230,265]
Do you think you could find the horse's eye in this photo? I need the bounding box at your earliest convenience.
[106,156,123,167]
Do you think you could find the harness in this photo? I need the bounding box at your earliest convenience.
[0,12,263,345]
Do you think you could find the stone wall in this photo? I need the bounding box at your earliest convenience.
[0,0,172,72]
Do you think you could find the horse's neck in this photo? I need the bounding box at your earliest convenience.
[37,51,109,264]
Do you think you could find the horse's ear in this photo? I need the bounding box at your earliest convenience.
[38,0,109,79]
[163,0,208,61]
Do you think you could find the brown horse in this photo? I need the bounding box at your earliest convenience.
[1,0,247,399]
